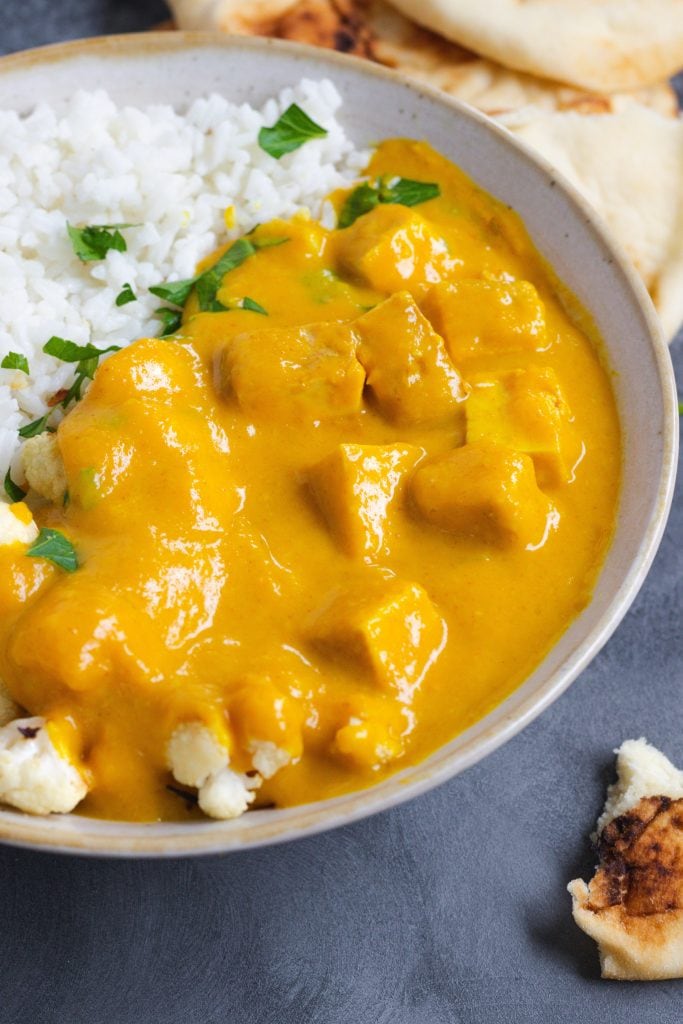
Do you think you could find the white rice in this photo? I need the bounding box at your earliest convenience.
[0,79,367,482]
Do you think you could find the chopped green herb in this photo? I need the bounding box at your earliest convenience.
[115,283,136,307]
[63,489,70,508]
[379,177,441,207]
[338,182,381,229]
[67,223,133,262]
[150,234,289,320]
[155,307,183,337]
[679,400,683,416]
[338,176,441,228]
[43,336,120,364]
[252,235,290,250]
[42,337,120,410]
[4,469,26,502]
[241,297,268,315]
[27,528,78,573]
[1,352,29,374]
[195,238,258,311]
[149,278,196,308]
[258,103,328,159]
[18,414,52,439]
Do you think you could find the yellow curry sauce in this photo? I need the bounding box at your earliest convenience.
[0,140,620,821]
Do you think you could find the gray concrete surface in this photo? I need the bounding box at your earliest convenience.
[1,5,682,1022]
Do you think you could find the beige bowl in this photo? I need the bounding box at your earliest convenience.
[0,33,677,856]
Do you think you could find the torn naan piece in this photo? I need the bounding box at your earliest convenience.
[167,0,678,118]
[570,739,683,980]
[507,107,683,341]
[385,0,683,93]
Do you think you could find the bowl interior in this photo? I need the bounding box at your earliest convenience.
[0,33,677,855]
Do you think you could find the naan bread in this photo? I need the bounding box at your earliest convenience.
[385,0,683,92]
[570,739,683,980]
[507,107,683,340]
[167,0,678,118]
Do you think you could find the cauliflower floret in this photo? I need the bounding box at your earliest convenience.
[166,722,261,821]
[250,740,292,780]
[0,717,87,814]
[166,721,228,788]
[0,501,38,546]
[198,767,260,819]
[21,433,67,504]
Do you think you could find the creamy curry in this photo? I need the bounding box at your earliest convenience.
[0,140,620,821]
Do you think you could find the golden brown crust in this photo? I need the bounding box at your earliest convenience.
[570,796,683,978]
[166,0,678,118]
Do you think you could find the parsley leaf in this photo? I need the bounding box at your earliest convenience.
[338,176,441,228]
[18,414,52,439]
[241,297,268,315]
[149,278,196,308]
[4,469,26,502]
[1,352,29,374]
[67,223,132,262]
[115,283,136,307]
[258,104,328,159]
[27,528,79,573]
[195,238,257,311]
[150,234,289,320]
[338,182,381,229]
[42,337,120,411]
[43,336,120,364]
[155,307,183,337]
[379,178,440,207]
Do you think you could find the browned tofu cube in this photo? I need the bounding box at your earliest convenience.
[354,292,466,425]
[309,443,423,559]
[466,367,580,487]
[421,279,547,362]
[309,572,446,699]
[411,440,556,548]
[218,321,365,422]
[334,203,455,296]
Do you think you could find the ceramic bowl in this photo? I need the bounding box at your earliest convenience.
[0,33,677,856]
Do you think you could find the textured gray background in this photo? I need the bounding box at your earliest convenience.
[1,4,682,1022]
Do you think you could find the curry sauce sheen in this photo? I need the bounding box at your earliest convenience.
[0,141,620,821]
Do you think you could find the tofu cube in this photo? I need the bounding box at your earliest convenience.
[218,321,365,422]
[411,440,556,548]
[334,203,455,296]
[466,367,580,486]
[309,443,423,559]
[354,292,467,425]
[309,572,445,700]
[421,279,547,362]
[334,719,403,771]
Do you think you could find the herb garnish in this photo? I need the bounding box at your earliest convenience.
[241,297,268,315]
[4,469,26,502]
[27,527,79,573]
[150,234,287,324]
[155,307,183,338]
[18,414,53,439]
[115,283,136,307]
[1,352,29,374]
[338,176,441,228]
[42,336,121,409]
[258,103,328,159]
[67,223,135,262]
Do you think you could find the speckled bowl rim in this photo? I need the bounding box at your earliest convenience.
[0,32,677,857]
